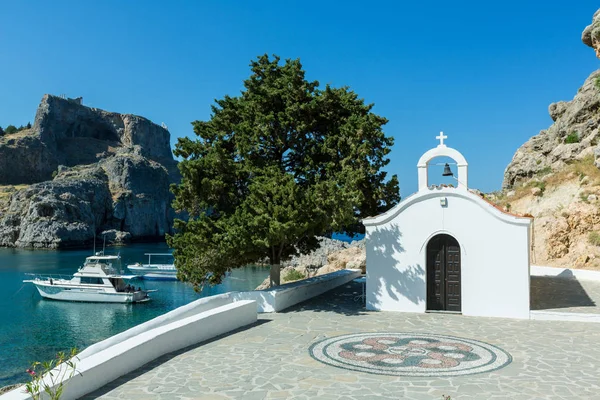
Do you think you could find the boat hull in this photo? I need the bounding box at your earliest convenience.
[32,283,147,303]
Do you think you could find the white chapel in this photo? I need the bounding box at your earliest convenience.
[362,133,532,319]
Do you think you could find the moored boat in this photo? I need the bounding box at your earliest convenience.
[126,253,177,280]
[24,253,154,303]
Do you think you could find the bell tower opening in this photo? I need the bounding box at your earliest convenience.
[417,132,468,191]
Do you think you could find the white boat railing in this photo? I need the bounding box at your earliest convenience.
[143,253,174,265]
[128,263,174,270]
[24,273,73,281]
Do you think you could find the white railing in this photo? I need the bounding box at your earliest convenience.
[23,273,72,281]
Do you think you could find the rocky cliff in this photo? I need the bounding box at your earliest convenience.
[0,95,178,248]
[495,10,600,269]
[503,12,600,189]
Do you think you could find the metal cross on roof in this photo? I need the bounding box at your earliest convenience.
[436,131,447,146]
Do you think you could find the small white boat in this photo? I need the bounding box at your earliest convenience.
[24,253,154,303]
[127,253,177,281]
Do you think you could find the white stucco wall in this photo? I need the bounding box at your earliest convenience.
[233,269,361,312]
[77,293,234,360]
[364,188,531,319]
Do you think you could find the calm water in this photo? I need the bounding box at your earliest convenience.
[0,243,270,387]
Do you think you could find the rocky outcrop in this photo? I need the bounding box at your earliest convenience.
[0,95,178,185]
[502,70,600,188]
[0,167,112,248]
[255,238,365,289]
[0,95,178,248]
[503,10,600,189]
[582,9,600,58]
[284,237,359,268]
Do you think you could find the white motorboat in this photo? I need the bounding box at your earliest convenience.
[127,253,177,281]
[24,253,155,303]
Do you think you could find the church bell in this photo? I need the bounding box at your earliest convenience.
[442,163,453,177]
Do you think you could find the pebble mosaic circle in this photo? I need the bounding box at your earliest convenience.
[309,332,512,377]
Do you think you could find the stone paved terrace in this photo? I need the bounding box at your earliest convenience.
[531,275,600,314]
[83,279,600,399]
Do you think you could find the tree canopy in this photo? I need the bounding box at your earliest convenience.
[167,54,399,290]
[4,125,17,135]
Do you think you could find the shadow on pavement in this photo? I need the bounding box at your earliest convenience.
[530,276,596,310]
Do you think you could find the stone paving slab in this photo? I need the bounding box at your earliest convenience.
[531,275,600,314]
[83,280,600,399]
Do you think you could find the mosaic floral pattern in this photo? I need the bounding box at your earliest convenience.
[309,333,512,377]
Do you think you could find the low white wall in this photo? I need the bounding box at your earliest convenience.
[233,269,361,312]
[77,293,233,360]
[530,310,600,323]
[2,300,256,400]
[531,265,600,281]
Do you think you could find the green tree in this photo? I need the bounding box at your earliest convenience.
[4,125,17,135]
[26,122,32,129]
[168,54,399,289]
[0,126,4,136]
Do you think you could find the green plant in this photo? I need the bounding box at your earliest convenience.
[536,159,542,165]
[25,348,79,400]
[565,131,580,144]
[4,125,17,135]
[51,170,58,179]
[283,269,305,282]
[589,232,600,246]
[536,166,552,176]
[595,76,600,90]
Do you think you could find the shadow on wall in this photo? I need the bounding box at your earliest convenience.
[530,275,596,310]
[369,224,426,309]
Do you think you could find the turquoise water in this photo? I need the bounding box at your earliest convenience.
[0,243,270,387]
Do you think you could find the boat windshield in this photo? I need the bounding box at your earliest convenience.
[83,256,120,275]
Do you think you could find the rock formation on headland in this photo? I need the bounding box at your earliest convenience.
[495,9,600,269]
[0,95,178,248]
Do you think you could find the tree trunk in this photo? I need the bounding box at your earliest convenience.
[270,263,281,287]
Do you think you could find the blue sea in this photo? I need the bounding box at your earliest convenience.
[0,243,270,388]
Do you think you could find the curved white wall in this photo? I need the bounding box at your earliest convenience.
[78,293,234,360]
[365,189,531,319]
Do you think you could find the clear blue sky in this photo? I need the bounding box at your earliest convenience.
[1,1,598,195]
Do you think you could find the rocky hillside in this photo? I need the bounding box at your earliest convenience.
[496,10,600,269]
[0,95,178,248]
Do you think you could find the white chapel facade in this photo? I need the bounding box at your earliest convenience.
[363,134,532,319]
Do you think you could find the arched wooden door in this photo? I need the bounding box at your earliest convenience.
[426,234,461,312]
